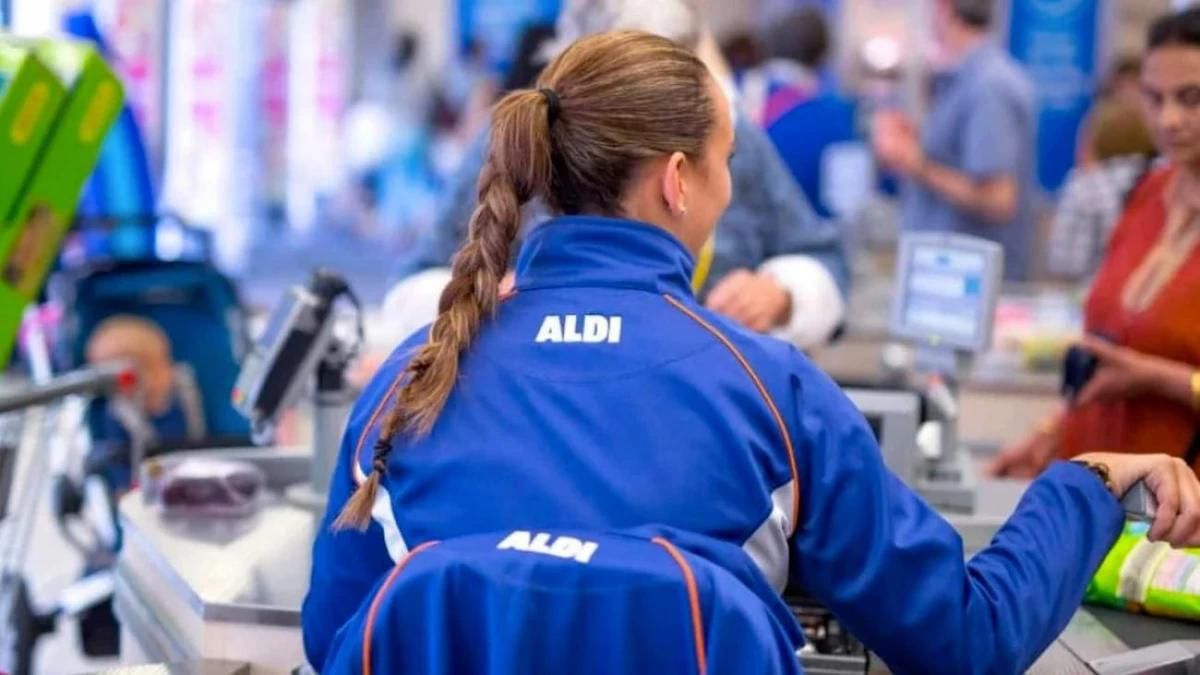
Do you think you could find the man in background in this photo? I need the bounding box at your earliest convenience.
[873,0,1036,281]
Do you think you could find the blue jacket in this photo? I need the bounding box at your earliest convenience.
[766,94,860,220]
[305,216,1124,673]
[401,118,851,299]
[322,527,805,675]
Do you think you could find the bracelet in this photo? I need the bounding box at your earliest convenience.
[1072,459,1116,496]
[1037,415,1061,437]
[1191,370,1200,412]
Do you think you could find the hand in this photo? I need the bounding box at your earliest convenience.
[1074,336,1175,407]
[1076,452,1200,547]
[987,426,1059,479]
[705,270,792,333]
[872,111,924,176]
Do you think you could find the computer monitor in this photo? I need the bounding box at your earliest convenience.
[843,388,921,483]
[889,232,1003,354]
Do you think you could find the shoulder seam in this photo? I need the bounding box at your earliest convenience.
[662,294,801,536]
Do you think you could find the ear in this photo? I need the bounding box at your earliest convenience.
[660,151,689,217]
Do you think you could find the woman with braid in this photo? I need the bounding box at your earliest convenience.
[303,31,1200,674]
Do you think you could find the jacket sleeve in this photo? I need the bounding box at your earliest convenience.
[301,357,412,671]
[787,365,1124,675]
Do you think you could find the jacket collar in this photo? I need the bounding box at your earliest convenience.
[514,216,696,297]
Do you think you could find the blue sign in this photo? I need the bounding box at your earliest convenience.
[458,0,562,75]
[1008,0,1100,192]
[761,0,839,14]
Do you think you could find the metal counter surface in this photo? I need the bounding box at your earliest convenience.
[118,494,315,626]
[1090,607,1200,651]
[113,448,316,673]
[113,454,1200,674]
[90,660,251,675]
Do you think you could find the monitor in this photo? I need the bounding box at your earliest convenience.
[889,232,1003,354]
[233,285,334,431]
[843,388,921,483]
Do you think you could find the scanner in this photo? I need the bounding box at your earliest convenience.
[889,232,1004,513]
[232,270,362,506]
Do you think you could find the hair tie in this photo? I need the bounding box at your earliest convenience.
[538,88,561,126]
[372,438,391,474]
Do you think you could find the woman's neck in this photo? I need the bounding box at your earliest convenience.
[1171,164,1200,212]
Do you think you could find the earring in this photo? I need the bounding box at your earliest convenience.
[679,204,688,217]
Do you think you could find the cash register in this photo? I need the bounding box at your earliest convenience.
[842,232,1003,513]
[888,232,1004,513]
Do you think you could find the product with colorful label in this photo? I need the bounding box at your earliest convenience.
[0,36,123,362]
[1086,521,1200,621]
[0,42,66,221]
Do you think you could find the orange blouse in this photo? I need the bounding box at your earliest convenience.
[1060,166,1200,465]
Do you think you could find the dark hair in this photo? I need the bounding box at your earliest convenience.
[392,32,419,71]
[951,0,993,29]
[502,23,557,93]
[764,7,830,69]
[720,31,765,73]
[334,31,717,530]
[1149,8,1200,50]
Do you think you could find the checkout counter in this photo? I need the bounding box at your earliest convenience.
[114,272,356,673]
[107,235,1200,675]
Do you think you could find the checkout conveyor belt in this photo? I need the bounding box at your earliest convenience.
[1092,607,1200,651]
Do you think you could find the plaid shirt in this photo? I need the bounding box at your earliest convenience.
[1045,156,1152,281]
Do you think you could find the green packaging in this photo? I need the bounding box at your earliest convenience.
[0,37,123,362]
[1086,521,1200,621]
[0,42,66,222]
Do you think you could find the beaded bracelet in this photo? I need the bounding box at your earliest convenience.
[1071,459,1115,496]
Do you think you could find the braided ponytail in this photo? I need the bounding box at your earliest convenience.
[333,32,715,531]
[333,90,555,531]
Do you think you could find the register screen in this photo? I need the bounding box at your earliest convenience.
[901,245,987,347]
[258,291,300,349]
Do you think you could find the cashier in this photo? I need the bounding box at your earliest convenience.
[991,8,1200,478]
[302,31,1200,674]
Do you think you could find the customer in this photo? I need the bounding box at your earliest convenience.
[747,6,861,220]
[1077,56,1148,169]
[1046,99,1157,282]
[991,8,1200,477]
[738,6,831,129]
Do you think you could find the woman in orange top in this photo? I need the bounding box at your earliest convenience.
[992,8,1200,477]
